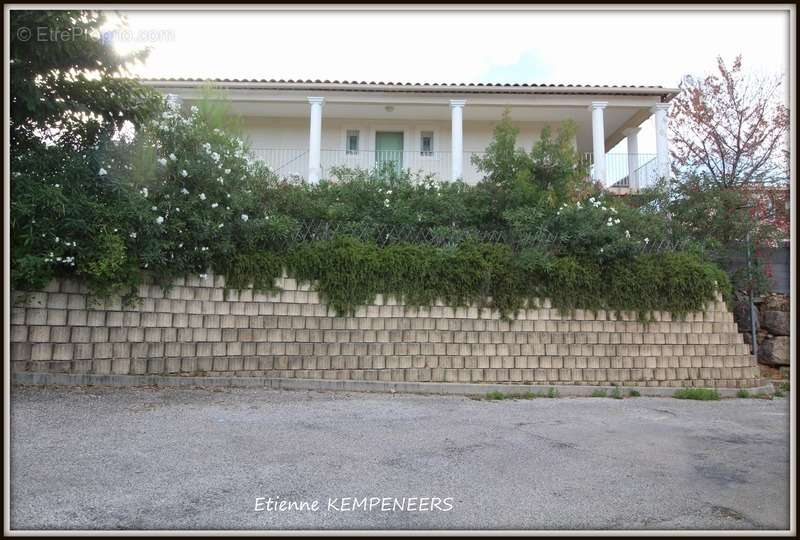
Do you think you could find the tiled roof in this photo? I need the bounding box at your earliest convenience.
[143,78,677,97]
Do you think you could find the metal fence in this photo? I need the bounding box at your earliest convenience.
[267,220,694,253]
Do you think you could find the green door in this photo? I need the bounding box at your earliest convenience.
[375,132,404,172]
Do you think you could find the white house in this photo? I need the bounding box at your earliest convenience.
[145,78,677,189]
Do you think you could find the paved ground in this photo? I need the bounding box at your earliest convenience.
[10,385,791,531]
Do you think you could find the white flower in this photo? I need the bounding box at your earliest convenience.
[155,216,164,224]
[589,197,595,203]
[211,152,220,162]
[217,177,224,184]
[54,184,60,188]
[644,237,650,244]
[98,168,107,176]
[178,243,184,248]
[224,169,231,175]
[241,214,249,222]
[387,190,393,195]
[169,153,177,161]
[614,218,621,224]
[384,199,390,207]
[129,232,137,239]
[218,223,224,228]
[140,187,149,198]
[211,203,218,208]
[200,273,208,280]
[157,158,167,166]
[191,106,199,113]
[175,207,180,212]
[600,248,604,253]
[180,169,188,177]
[625,230,631,238]
[199,193,206,201]
[180,187,189,195]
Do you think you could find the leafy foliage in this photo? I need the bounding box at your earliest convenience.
[10,10,160,154]
[10,19,730,319]
[669,55,789,187]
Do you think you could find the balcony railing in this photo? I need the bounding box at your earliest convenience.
[249,147,658,190]
[583,152,659,190]
[250,148,487,183]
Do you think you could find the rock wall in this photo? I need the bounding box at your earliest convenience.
[735,292,790,369]
[10,275,763,389]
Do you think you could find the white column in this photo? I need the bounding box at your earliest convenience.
[652,103,670,179]
[590,101,608,184]
[307,97,325,183]
[450,99,466,181]
[623,127,640,189]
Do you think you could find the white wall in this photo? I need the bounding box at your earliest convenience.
[242,116,566,152]
[241,115,574,183]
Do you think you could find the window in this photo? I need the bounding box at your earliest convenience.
[346,130,360,154]
[420,131,434,156]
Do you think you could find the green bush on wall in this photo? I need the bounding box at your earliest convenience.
[213,237,730,320]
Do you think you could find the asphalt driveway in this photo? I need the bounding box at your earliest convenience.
[9,385,791,531]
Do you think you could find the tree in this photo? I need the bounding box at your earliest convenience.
[10,10,160,152]
[10,10,161,292]
[669,55,789,187]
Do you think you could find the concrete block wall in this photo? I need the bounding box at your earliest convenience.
[10,274,763,388]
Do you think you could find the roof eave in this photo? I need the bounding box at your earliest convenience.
[141,79,680,101]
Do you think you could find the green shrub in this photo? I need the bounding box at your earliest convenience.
[591,389,608,398]
[610,386,623,399]
[628,390,641,397]
[736,389,750,398]
[673,388,721,401]
[10,66,732,321]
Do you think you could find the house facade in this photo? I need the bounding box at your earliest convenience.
[145,78,678,189]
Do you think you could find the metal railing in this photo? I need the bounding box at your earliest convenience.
[249,148,308,178]
[583,153,658,190]
[250,148,660,190]
[250,148,487,183]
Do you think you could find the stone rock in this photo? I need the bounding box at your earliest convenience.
[761,310,790,336]
[759,336,790,367]
[760,293,789,312]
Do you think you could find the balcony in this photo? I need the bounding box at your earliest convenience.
[250,147,659,190]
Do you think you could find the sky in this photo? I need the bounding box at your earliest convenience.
[106,7,791,154]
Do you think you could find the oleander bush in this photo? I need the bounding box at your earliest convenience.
[10,11,731,317]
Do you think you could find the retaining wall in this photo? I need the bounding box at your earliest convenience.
[10,274,763,389]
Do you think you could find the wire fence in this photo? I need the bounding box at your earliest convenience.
[269,220,694,253]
